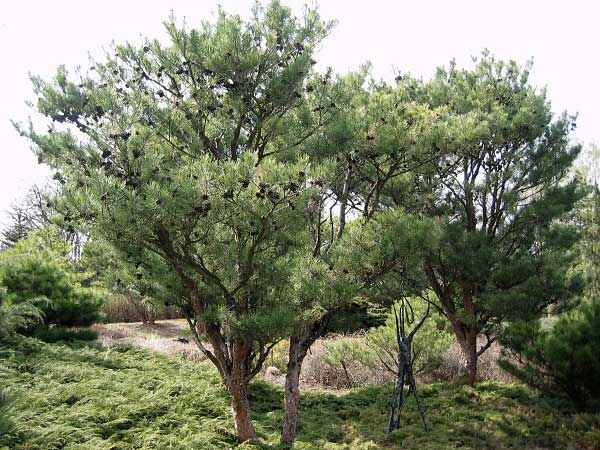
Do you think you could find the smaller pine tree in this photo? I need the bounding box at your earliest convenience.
[499,296,600,412]
[0,285,42,342]
[0,226,103,332]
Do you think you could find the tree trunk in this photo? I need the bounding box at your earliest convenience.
[175,270,257,442]
[341,360,353,388]
[229,379,256,442]
[229,340,256,442]
[282,356,302,446]
[458,284,478,385]
[458,328,478,385]
[466,330,478,385]
[281,333,316,447]
[147,305,156,325]
[195,320,205,336]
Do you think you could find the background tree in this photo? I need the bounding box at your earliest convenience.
[581,185,600,293]
[572,143,600,294]
[412,53,584,384]
[1,208,29,249]
[1,184,85,257]
[1,185,51,248]
[577,142,600,184]
[18,1,341,441]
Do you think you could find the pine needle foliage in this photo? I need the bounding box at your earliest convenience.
[405,52,585,383]
[16,1,342,440]
[500,296,600,412]
[0,227,103,330]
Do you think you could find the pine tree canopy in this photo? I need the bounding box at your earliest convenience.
[15,1,344,396]
[405,52,585,382]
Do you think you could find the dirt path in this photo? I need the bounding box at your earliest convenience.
[93,319,294,386]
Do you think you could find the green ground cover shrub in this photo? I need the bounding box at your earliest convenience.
[1,341,598,450]
[29,327,99,343]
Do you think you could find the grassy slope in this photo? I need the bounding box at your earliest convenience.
[1,342,599,450]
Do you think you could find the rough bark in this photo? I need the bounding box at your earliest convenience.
[427,261,480,386]
[194,320,205,336]
[461,328,478,385]
[177,270,258,442]
[282,355,302,445]
[460,287,478,385]
[229,340,256,442]
[281,332,318,447]
[453,325,479,386]
[229,378,256,442]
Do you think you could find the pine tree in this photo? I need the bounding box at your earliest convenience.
[279,71,445,446]
[499,296,600,412]
[0,226,103,329]
[577,184,600,294]
[412,52,584,384]
[17,2,338,441]
[0,208,29,249]
[0,285,43,342]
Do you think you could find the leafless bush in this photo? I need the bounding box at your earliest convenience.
[428,341,512,383]
[301,335,394,388]
[178,346,208,363]
[102,295,182,323]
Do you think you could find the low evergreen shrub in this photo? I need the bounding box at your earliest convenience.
[500,296,600,411]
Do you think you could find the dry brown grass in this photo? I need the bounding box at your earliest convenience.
[93,319,206,362]
[297,335,511,387]
[93,320,512,388]
[300,335,394,388]
[101,296,182,323]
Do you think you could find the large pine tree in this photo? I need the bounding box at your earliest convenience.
[413,53,583,384]
[19,1,337,441]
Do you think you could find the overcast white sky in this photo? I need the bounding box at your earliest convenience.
[0,0,598,225]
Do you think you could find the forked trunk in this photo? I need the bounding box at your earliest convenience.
[176,270,257,442]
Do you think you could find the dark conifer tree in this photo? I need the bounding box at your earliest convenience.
[412,53,584,384]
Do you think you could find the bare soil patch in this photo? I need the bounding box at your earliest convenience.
[93,319,206,362]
